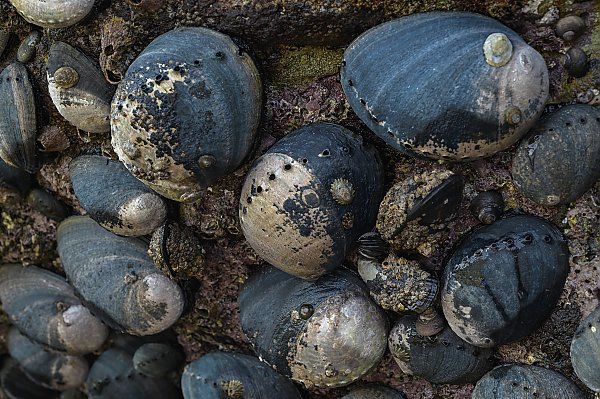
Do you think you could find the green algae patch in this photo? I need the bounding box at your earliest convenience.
[269,45,343,87]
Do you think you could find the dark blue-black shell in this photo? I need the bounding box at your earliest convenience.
[570,305,600,392]
[441,214,569,347]
[181,352,302,399]
[239,122,384,280]
[341,12,549,160]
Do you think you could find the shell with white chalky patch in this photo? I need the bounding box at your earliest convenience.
[570,305,600,392]
[8,0,95,28]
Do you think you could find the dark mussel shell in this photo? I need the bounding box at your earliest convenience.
[26,187,70,222]
[239,123,384,280]
[181,352,302,399]
[512,104,600,206]
[7,327,88,391]
[0,357,58,399]
[342,384,406,399]
[570,305,600,392]
[388,315,494,384]
[47,42,114,133]
[0,156,33,196]
[341,12,548,160]
[133,343,184,378]
[472,364,586,398]
[0,62,37,173]
[441,214,569,347]
[238,266,388,388]
[111,27,262,203]
[70,155,167,236]
[0,264,108,354]
[56,216,184,335]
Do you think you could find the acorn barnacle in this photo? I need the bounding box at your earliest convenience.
[239,122,384,280]
[8,0,95,28]
[111,27,263,203]
[570,305,600,392]
[512,104,600,206]
[441,214,569,347]
[341,12,549,160]
[238,266,388,389]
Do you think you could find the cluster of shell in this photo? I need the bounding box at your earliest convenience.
[0,2,598,398]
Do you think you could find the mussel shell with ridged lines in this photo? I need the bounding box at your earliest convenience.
[111,27,262,203]
[341,11,549,160]
[9,0,95,28]
[56,216,184,336]
[570,305,600,392]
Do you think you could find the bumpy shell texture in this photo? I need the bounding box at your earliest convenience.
[570,305,600,392]
[8,0,95,28]
[111,27,262,203]
[441,214,569,347]
[0,264,108,354]
[239,123,384,280]
[7,327,88,391]
[388,315,494,384]
[0,62,37,173]
[48,42,114,133]
[238,266,388,389]
[56,216,184,335]
[181,351,302,399]
[472,364,586,398]
[70,155,167,236]
[341,12,549,160]
[512,104,600,206]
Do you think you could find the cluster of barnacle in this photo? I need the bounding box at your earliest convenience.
[0,1,599,399]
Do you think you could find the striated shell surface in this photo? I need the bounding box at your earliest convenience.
[7,327,88,391]
[56,216,184,336]
[70,155,167,236]
[0,62,37,173]
[111,27,262,203]
[0,357,57,399]
[570,305,600,392]
[238,265,388,389]
[472,364,586,398]
[441,214,569,347]
[8,0,95,29]
[181,351,302,399]
[512,104,600,206]
[240,123,384,280]
[132,342,184,378]
[0,264,108,354]
[388,315,494,384]
[342,384,406,399]
[48,42,114,133]
[341,12,549,160]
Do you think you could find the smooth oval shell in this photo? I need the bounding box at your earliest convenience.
[8,0,94,28]
[570,305,600,392]
[441,214,569,347]
[48,42,114,133]
[56,216,184,335]
[472,364,586,398]
[0,62,37,173]
[0,358,57,399]
[7,327,88,391]
[181,352,302,399]
[512,104,600,206]
[564,48,589,78]
[239,266,388,388]
[16,31,40,63]
[341,12,549,160]
[342,384,406,399]
[87,347,181,399]
[70,155,167,236]
[133,343,183,378]
[240,123,384,280]
[111,27,262,202]
[0,264,108,354]
[388,315,494,384]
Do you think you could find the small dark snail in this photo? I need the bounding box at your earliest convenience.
[441,214,569,347]
[570,305,600,392]
[341,12,549,160]
[181,352,302,399]
[111,27,262,202]
[56,216,184,336]
[388,315,494,384]
[564,47,589,78]
[132,343,184,378]
[8,0,95,28]
[238,266,388,388]
[0,357,57,399]
[472,364,586,398]
[469,191,504,224]
[70,155,167,236]
[0,62,37,173]
[0,264,109,354]
[342,384,406,399]
[240,122,384,280]
[555,15,586,41]
[16,31,41,63]
[512,104,600,206]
